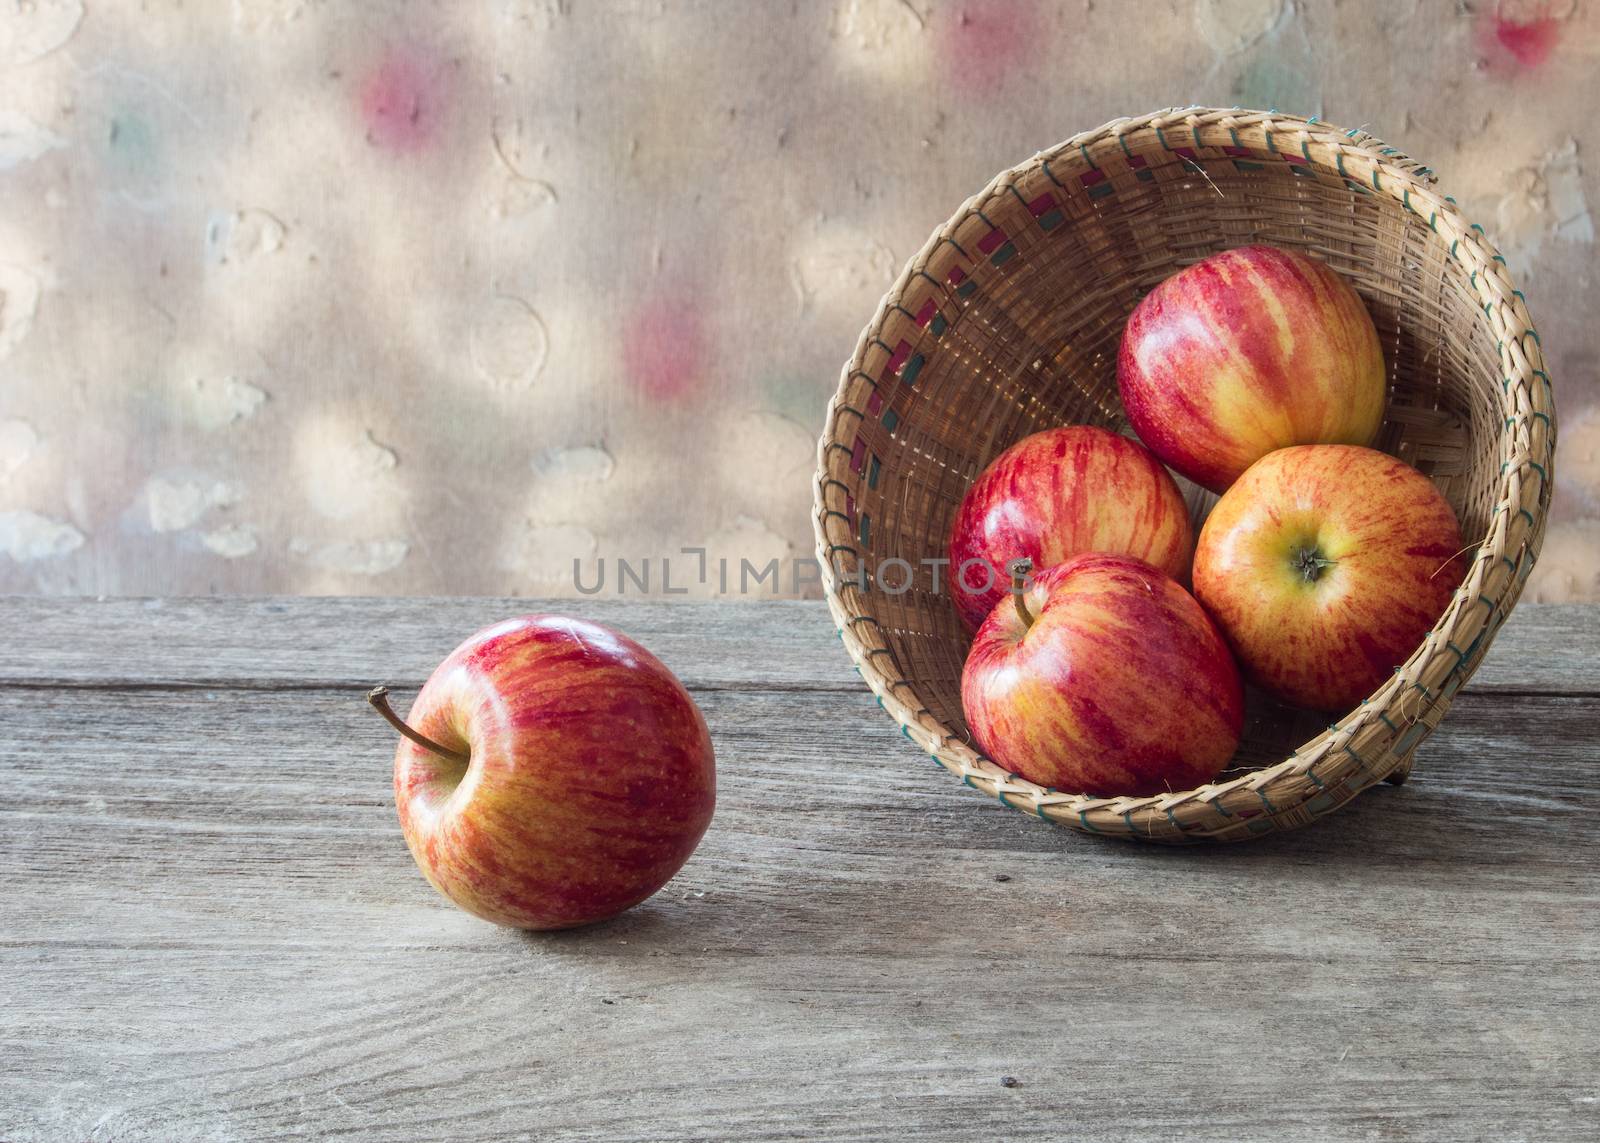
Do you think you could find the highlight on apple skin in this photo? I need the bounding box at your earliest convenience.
[961,554,1244,798]
[1117,244,1387,494]
[384,616,716,930]
[1192,444,1466,713]
[946,425,1195,632]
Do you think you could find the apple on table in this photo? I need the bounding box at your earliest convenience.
[370,615,716,931]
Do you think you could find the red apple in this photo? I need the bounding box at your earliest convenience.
[372,616,716,930]
[1192,445,1465,711]
[1117,244,1386,493]
[946,425,1194,632]
[961,554,1243,797]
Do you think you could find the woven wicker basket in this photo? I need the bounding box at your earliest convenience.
[812,108,1555,843]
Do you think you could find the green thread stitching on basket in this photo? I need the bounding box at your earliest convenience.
[1336,152,1349,178]
[1156,125,1174,151]
[1371,166,1381,191]
[1403,187,1414,213]
[1118,133,1134,159]
[1041,158,1066,188]
[1396,723,1427,756]
[1450,239,1459,259]
[1078,809,1103,833]
[997,789,1014,809]
[1256,789,1276,814]
[1379,710,1399,732]
[1528,460,1548,486]
[1123,810,1142,836]
[1447,641,1469,670]
[1304,764,1326,789]
[1300,135,1312,162]
[1079,141,1097,169]
[1229,126,1243,148]
[1524,329,1542,346]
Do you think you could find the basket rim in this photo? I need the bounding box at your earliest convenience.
[810,106,1556,843]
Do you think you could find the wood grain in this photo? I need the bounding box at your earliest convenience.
[1,596,1595,694]
[1,599,1596,1141]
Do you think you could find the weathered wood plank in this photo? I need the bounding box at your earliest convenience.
[2,675,1597,1141]
[1,597,1596,695]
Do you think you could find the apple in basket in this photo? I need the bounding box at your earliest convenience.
[1117,244,1387,493]
[369,616,716,930]
[961,554,1244,797]
[1193,445,1466,712]
[946,425,1194,632]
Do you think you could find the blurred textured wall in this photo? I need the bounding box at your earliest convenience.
[0,0,1595,599]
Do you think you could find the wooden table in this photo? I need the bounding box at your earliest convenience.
[2,598,1596,1141]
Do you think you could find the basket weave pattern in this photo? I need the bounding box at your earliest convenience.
[812,108,1555,843]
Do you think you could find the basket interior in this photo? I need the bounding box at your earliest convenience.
[837,129,1509,777]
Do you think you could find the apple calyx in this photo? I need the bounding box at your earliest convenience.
[367,685,471,765]
[1291,546,1338,584]
[1007,557,1036,630]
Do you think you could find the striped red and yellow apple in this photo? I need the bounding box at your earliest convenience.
[375,616,715,930]
[1193,444,1465,711]
[1117,244,1386,493]
[946,425,1194,631]
[961,554,1244,797]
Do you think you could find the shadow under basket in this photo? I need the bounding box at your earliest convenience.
[812,108,1556,843]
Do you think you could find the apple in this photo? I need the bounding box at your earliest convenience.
[370,615,716,930]
[1192,444,1465,711]
[961,554,1243,797]
[946,425,1194,632]
[1117,244,1386,493]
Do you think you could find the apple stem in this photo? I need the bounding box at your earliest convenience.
[366,686,470,765]
[1007,557,1035,630]
[1293,547,1338,583]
